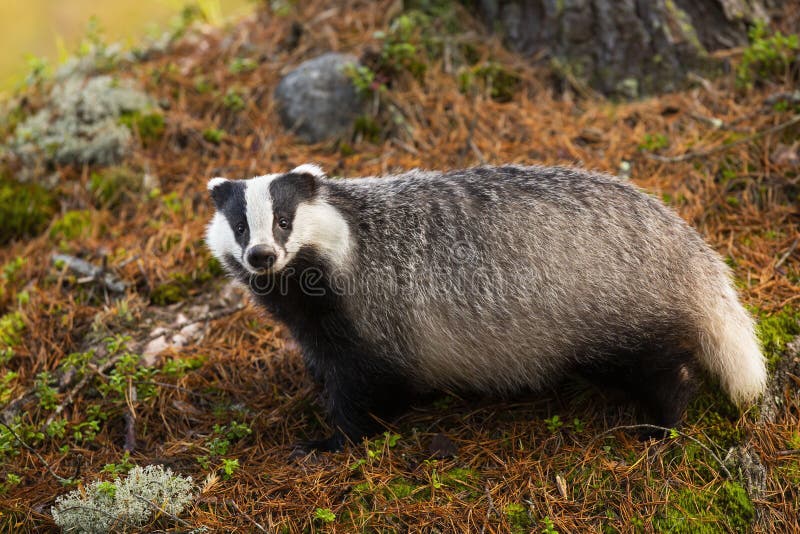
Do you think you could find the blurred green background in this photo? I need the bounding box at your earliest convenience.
[0,0,252,92]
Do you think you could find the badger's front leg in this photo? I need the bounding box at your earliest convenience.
[294,362,415,454]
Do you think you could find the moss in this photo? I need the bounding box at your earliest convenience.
[0,311,25,349]
[0,175,58,244]
[460,62,521,103]
[384,478,416,500]
[150,280,189,306]
[50,210,93,241]
[686,388,744,448]
[118,111,165,144]
[504,503,532,534]
[89,166,142,208]
[354,115,382,143]
[442,467,481,498]
[756,306,800,371]
[203,128,225,144]
[654,481,754,533]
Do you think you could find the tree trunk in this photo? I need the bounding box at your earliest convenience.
[473,0,774,97]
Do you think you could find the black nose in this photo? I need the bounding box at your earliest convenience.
[246,246,276,270]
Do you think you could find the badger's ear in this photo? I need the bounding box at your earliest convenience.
[208,177,232,208]
[286,164,323,198]
[290,163,326,178]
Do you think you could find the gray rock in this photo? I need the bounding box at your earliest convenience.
[274,53,364,143]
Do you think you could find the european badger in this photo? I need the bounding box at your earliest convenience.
[205,164,766,451]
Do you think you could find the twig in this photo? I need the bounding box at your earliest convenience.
[52,254,128,294]
[45,353,125,428]
[646,114,800,163]
[775,450,800,457]
[133,495,193,528]
[0,421,71,484]
[588,423,731,478]
[227,500,268,532]
[775,238,799,270]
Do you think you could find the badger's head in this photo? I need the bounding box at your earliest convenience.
[205,164,351,277]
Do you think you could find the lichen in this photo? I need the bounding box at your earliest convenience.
[51,464,195,534]
[10,75,154,174]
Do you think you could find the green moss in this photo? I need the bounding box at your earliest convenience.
[638,133,670,152]
[203,128,225,144]
[756,306,800,371]
[459,62,521,103]
[654,481,754,533]
[504,503,532,534]
[686,388,744,448]
[0,175,58,244]
[442,467,481,498]
[89,166,141,208]
[0,311,25,349]
[384,478,416,500]
[118,111,165,143]
[354,115,382,143]
[50,210,93,241]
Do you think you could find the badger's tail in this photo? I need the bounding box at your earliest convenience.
[695,282,767,406]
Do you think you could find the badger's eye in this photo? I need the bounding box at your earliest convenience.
[235,222,246,235]
[278,217,289,230]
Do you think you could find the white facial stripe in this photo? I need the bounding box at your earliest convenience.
[206,212,242,266]
[274,199,352,271]
[244,174,278,251]
[290,163,325,178]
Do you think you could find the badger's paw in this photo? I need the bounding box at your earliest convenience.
[289,434,345,459]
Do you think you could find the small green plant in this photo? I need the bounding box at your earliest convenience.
[639,133,669,152]
[221,458,239,479]
[50,210,93,241]
[222,89,246,112]
[542,516,559,534]
[229,57,257,74]
[545,415,563,433]
[366,432,401,459]
[34,371,59,411]
[314,507,336,523]
[203,128,225,144]
[103,451,135,476]
[737,23,799,87]
[0,473,22,494]
[571,418,585,433]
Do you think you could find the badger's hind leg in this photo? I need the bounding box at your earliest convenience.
[583,342,698,437]
[618,342,699,439]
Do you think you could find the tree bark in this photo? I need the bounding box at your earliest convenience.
[473,0,774,97]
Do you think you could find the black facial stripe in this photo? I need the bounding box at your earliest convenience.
[217,181,249,251]
[269,172,318,247]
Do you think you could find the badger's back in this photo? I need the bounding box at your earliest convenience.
[322,165,765,401]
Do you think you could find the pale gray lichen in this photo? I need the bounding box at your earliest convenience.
[11,75,153,177]
[51,464,195,533]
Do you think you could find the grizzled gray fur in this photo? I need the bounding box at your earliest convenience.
[206,164,766,451]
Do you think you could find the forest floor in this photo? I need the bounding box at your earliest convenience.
[0,1,799,532]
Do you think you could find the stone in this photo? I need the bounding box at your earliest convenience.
[274,53,364,143]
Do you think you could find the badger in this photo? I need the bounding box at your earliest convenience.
[205,163,767,452]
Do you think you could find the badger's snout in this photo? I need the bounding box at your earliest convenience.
[246,245,276,271]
